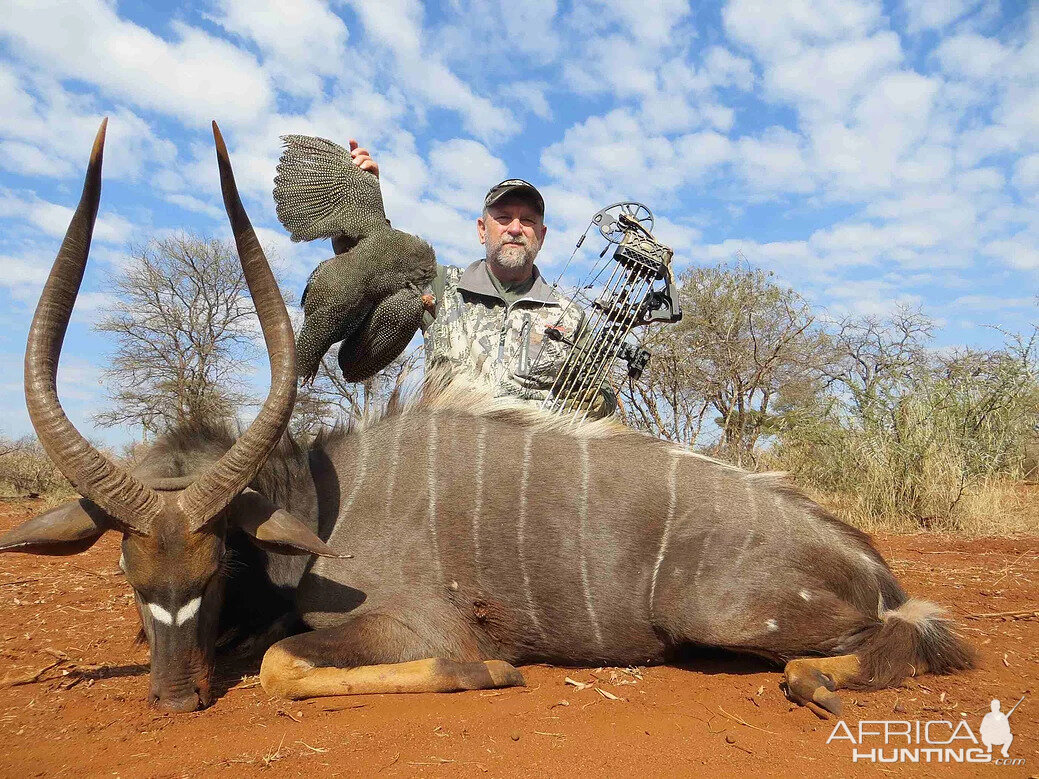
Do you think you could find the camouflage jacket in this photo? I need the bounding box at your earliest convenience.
[422,260,613,414]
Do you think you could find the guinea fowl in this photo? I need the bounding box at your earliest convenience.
[273,134,436,382]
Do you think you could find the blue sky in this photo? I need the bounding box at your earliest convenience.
[1,0,1036,446]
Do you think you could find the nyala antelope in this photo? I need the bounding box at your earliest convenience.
[0,121,974,716]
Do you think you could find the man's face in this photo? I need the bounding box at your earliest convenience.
[477,197,548,280]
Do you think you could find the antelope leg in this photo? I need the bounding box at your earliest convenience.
[261,650,523,700]
[258,616,524,700]
[783,654,863,717]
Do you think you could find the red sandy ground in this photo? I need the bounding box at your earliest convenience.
[0,497,1035,778]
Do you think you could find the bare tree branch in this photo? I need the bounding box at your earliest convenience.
[94,233,261,435]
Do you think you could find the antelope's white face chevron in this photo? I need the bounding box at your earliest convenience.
[145,597,202,627]
[147,602,173,625]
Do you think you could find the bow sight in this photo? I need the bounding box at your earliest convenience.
[540,202,682,416]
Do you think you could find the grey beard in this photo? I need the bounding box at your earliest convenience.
[488,238,538,269]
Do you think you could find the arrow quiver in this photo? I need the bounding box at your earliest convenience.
[538,203,682,417]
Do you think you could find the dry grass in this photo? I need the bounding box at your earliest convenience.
[805,477,1039,537]
[0,439,74,499]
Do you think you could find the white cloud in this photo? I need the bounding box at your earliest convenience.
[902,0,982,33]
[504,81,553,121]
[1013,153,1039,194]
[696,237,817,271]
[832,292,924,318]
[56,355,105,403]
[435,0,562,66]
[0,188,135,244]
[0,140,72,177]
[166,193,224,220]
[956,166,1005,193]
[767,32,904,117]
[702,46,756,90]
[0,254,50,302]
[251,225,327,282]
[564,35,660,99]
[825,278,899,309]
[935,32,1010,81]
[0,68,178,183]
[736,128,815,195]
[0,0,273,125]
[427,139,507,211]
[211,0,349,98]
[344,0,514,140]
[69,291,119,326]
[984,236,1039,270]
[951,294,1034,310]
[541,109,736,202]
[723,0,884,59]
[568,0,693,47]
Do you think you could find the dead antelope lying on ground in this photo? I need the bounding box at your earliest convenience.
[1,122,974,717]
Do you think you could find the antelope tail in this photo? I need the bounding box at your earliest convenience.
[841,599,976,689]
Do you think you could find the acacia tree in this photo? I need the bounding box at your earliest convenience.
[618,326,711,444]
[819,306,935,429]
[622,263,825,464]
[94,233,260,435]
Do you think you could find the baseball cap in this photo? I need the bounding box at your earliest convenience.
[484,178,545,216]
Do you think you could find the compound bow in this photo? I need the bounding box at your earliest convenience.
[533,202,682,417]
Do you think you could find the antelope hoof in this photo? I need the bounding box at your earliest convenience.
[783,660,843,718]
[483,659,525,689]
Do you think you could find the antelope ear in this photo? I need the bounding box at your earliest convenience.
[228,490,347,558]
[0,499,110,555]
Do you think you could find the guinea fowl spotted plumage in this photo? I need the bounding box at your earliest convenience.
[273,135,436,381]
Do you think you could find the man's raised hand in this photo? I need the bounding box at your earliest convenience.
[348,139,379,178]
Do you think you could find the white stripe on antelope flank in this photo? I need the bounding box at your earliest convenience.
[341,429,370,516]
[426,411,442,579]
[472,420,486,569]
[577,439,603,648]
[175,597,202,626]
[385,416,406,514]
[694,530,714,585]
[518,429,545,640]
[147,602,174,625]
[649,451,680,618]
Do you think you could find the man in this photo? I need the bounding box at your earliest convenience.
[344,141,615,418]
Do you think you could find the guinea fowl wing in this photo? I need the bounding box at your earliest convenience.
[273,134,387,243]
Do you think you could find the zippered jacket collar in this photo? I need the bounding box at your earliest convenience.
[456,259,560,306]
